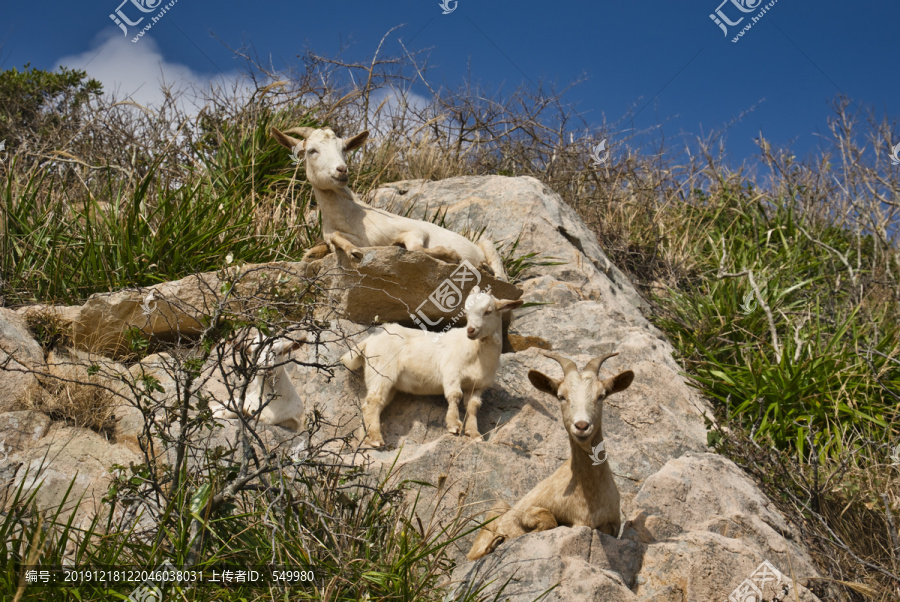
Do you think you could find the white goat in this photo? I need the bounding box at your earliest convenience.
[212,333,306,430]
[341,286,523,447]
[270,126,507,278]
[467,351,634,560]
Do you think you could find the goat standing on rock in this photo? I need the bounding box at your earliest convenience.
[341,286,523,448]
[467,350,634,560]
[270,126,507,278]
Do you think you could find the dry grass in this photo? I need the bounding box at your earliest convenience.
[23,367,117,437]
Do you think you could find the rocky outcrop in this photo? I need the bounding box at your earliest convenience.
[292,176,822,599]
[12,249,517,358]
[0,412,142,526]
[0,175,822,600]
[0,308,43,410]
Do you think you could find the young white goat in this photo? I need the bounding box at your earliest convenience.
[270,126,507,278]
[212,333,306,430]
[467,350,634,560]
[341,286,523,447]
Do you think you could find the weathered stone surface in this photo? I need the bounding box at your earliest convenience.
[7,423,142,525]
[21,248,517,358]
[307,245,520,327]
[0,410,52,459]
[370,176,644,316]
[447,527,637,601]
[0,175,825,599]
[290,176,823,598]
[0,308,43,410]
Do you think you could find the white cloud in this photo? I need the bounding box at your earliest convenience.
[54,30,238,110]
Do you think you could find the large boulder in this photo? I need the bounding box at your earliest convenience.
[0,308,43,410]
[23,249,518,358]
[3,418,142,526]
[0,175,825,599]
[306,245,520,327]
[287,176,823,598]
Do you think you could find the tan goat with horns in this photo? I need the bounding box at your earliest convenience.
[467,350,634,560]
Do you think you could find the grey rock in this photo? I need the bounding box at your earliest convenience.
[0,308,43,410]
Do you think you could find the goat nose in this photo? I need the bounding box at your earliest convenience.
[466,327,475,335]
[574,421,590,431]
[336,165,347,174]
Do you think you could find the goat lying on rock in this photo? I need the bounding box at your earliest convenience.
[467,350,634,560]
[270,126,506,278]
[212,333,306,430]
[341,286,523,447]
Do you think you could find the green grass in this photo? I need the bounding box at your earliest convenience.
[0,113,321,304]
[0,451,492,601]
[653,187,899,460]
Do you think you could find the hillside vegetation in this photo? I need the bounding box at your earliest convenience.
[1,39,899,600]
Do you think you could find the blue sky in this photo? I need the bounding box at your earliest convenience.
[0,1,897,165]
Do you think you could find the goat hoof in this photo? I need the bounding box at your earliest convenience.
[349,248,364,260]
[466,430,483,441]
[363,437,384,448]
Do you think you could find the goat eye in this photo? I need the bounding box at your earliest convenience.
[307,148,317,155]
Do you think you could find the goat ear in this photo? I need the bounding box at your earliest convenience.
[495,298,524,312]
[271,127,303,151]
[528,370,560,396]
[344,130,369,152]
[604,370,634,395]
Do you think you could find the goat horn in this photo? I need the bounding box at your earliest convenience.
[585,352,619,375]
[540,350,578,375]
[283,127,316,139]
